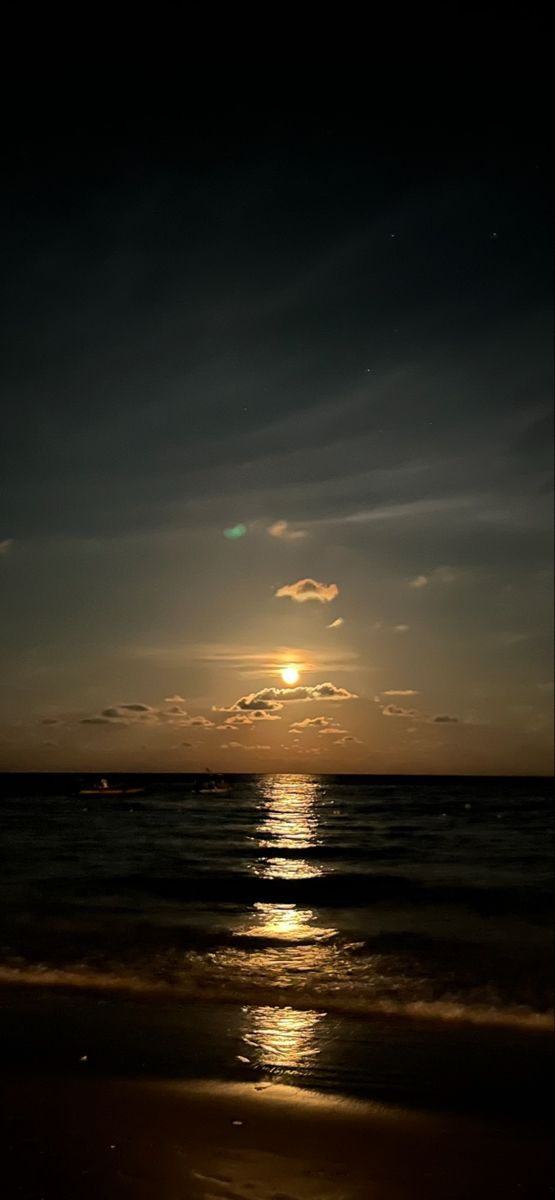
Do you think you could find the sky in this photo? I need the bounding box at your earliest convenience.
[0,77,553,775]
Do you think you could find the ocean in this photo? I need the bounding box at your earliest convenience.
[0,772,553,1119]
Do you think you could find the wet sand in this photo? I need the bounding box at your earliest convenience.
[1,1075,552,1199]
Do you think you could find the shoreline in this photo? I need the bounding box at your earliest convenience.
[0,971,552,1033]
[2,1075,552,1199]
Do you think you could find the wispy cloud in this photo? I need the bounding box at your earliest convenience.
[80,702,215,728]
[132,642,358,677]
[382,689,420,697]
[267,520,307,540]
[393,624,410,634]
[409,566,459,589]
[327,617,344,629]
[221,742,271,751]
[307,497,481,529]
[378,699,460,725]
[275,578,339,604]
[164,694,186,703]
[334,735,363,745]
[0,539,13,555]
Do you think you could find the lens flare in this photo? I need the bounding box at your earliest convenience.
[223,524,247,540]
[281,667,300,685]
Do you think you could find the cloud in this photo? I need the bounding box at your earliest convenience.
[249,682,358,705]
[215,683,357,721]
[133,642,359,677]
[104,704,152,716]
[393,624,410,633]
[99,704,156,722]
[275,578,339,603]
[289,716,336,732]
[221,742,271,751]
[382,689,420,697]
[289,716,348,737]
[164,694,186,703]
[409,567,459,589]
[219,710,281,730]
[0,539,13,555]
[334,735,363,745]
[267,520,306,540]
[378,699,461,725]
[41,718,61,725]
[496,632,532,646]
[433,566,458,584]
[81,702,214,728]
[214,694,283,713]
[537,681,554,693]
[327,617,344,628]
[382,703,421,719]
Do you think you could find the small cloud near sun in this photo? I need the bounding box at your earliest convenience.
[275,578,339,604]
[216,682,357,714]
[267,520,306,540]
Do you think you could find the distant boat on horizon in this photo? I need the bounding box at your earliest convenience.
[79,778,144,797]
[194,769,232,796]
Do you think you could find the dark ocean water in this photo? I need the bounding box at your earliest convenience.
[0,772,552,1118]
[0,772,553,1112]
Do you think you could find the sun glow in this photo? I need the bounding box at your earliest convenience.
[281,666,300,685]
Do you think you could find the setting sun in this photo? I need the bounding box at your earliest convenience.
[281,666,300,685]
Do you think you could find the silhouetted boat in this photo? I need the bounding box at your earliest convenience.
[79,778,144,797]
[195,770,231,796]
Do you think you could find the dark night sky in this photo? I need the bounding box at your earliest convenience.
[0,60,552,773]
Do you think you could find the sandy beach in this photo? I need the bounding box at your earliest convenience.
[2,1074,552,1200]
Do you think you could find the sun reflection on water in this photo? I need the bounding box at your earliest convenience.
[236,776,331,1072]
[255,775,324,879]
[241,1004,324,1069]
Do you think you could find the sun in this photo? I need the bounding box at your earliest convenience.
[281,666,300,686]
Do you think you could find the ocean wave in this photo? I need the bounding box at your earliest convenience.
[42,869,551,917]
[0,961,552,1034]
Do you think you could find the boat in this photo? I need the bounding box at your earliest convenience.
[195,770,231,796]
[79,778,144,797]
